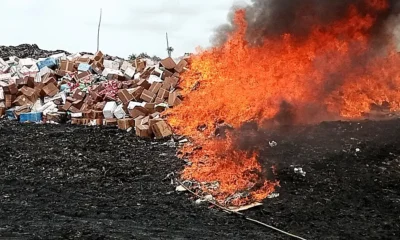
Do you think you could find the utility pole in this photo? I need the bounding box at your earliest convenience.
[166,32,174,58]
[97,8,102,52]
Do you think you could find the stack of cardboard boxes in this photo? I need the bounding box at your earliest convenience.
[0,50,189,139]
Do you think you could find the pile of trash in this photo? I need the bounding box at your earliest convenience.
[0,47,188,139]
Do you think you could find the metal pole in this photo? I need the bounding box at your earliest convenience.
[97,8,102,52]
[166,32,171,57]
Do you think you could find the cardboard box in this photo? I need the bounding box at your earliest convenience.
[149,118,163,128]
[129,106,148,119]
[95,101,106,111]
[14,105,31,116]
[4,83,18,95]
[13,95,32,106]
[19,86,37,102]
[5,94,16,108]
[136,124,151,138]
[104,118,118,126]
[168,91,182,107]
[118,118,134,130]
[128,86,144,101]
[137,79,151,89]
[134,116,144,126]
[90,110,103,119]
[174,59,188,73]
[157,88,169,99]
[149,82,162,94]
[114,104,126,119]
[124,66,136,79]
[160,57,176,70]
[42,83,59,97]
[59,60,75,72]
[154,97,164,104]
[161,70,174,79]
[103,101,117,119]
[0,107,5,117]
[151,120,173,139]
[71,118,81,125]
[140,89,156,103]
[72,89,86,101]
[94,51,104,62]
[117,89,134,105]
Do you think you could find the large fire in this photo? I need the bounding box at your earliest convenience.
[166,0,400,206]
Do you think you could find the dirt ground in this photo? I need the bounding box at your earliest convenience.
[0,118,399,240]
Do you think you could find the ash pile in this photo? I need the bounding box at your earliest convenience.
[0,46,188,139]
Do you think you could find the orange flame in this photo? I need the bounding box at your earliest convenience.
[166,0,400,206]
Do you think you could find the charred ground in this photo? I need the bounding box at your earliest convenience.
[0,119,399,240]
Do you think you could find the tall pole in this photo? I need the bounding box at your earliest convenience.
[166,32,171,57]
[97,8,102,52]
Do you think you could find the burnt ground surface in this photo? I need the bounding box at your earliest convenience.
[0,119,400,240]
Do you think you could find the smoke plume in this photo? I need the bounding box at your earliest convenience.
[212,0,400,45]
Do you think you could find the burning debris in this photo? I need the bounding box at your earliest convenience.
[0,46,188,139]
[165,0,400,206]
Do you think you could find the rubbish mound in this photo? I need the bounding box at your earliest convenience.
[0,45,188,139]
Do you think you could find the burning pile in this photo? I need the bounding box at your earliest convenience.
[0,49,188,139]
[167,0,400,206]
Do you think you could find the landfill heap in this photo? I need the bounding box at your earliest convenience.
[0,49,188,139]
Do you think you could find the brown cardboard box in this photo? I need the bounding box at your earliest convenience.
[128,106,148,119]
[90,110,103,119]
[151,120,173,139]
[42,75,57,85]
[157,88,169,99]
[94,51,104,62]
[118,118,134,130]
[160,57,176,70]
[134,59,146,72]
[104,118,118,126]
[59,60,75,72]
[154,97,163,104]
[140,89,156,103]
[71,118,81,125]
[137,79,151,89]
[42,83,59,97]
[136,124,151,138]
[72,99,84,109]
[16,77,34,88]
[55,70,67,77]
[117,89,134,104]
[0,107,5,116]
[149,82,162,94]
[168,91,182,107]
[73,89,86,101]
[134,116,144,127]
[128,86,144,101]
[144,103,156,113]
[14,105,31,116]
[5,94,16,108]
[91,61,103,74]
[81,118,90,125]
[90,91,103,102]
[174,59,188,73]
[75,71,92,82]
[95,101,106,111]
[19,86,37,102]
[34,83,45,97]
[161,70,174,79]
[4,83,18,95]
[140,116,150,125]
[69,106,81,113]
[149,118,163,128]
[13,95,32,106]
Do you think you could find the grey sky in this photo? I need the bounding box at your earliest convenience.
[0,0,249,59]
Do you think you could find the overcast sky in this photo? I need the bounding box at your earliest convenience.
[0,0,249,59]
